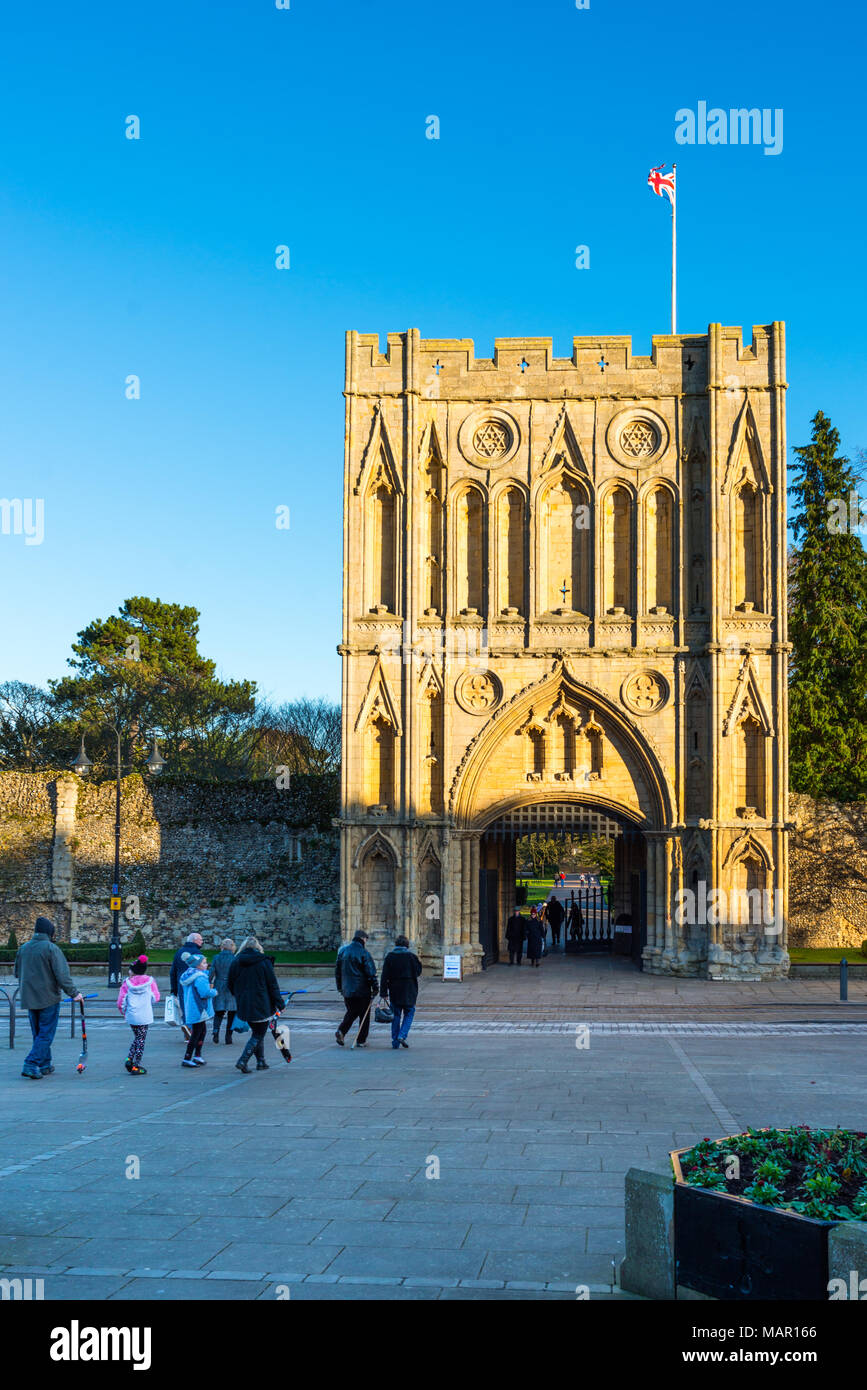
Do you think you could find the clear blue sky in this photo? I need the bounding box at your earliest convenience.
[1,0,864,706]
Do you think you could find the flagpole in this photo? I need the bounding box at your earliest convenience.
[671,163,677,335]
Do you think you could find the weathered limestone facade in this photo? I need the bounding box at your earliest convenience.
[339,326,790,978]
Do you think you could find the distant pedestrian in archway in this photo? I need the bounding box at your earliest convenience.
[526,908,544,968]
[546,894,565,950]
[505,907,526,966]
[568,899,583,944]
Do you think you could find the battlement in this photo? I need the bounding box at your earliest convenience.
[347,324,785,394]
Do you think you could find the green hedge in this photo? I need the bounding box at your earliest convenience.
[0,942,153,963]
[0,945,339,964]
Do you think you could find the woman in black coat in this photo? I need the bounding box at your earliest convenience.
[227,937,284,1073]
[525,909,545,967]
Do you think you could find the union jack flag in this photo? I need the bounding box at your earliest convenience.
[648,164,676,205]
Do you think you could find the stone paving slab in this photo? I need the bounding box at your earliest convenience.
[200,1242,344,1274]
[312,1219,471,1249]
[65,1238,234,1267]
[324,1246,485,1280]
[109,1278,268,1300]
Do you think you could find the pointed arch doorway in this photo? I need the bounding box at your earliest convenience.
[478,799,648,967]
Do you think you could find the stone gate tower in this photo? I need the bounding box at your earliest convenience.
[339,325,789,979]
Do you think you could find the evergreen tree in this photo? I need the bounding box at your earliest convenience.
[788,411,867,799]
[51,597,258,777]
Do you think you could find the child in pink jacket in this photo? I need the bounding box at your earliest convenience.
[117,955,160,1074]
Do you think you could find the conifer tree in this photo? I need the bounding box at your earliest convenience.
[788,411,867,799]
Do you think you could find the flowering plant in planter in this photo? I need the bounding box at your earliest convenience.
[677,1126,867,1222]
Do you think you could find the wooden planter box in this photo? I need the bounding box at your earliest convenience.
[671,1142,837,1301]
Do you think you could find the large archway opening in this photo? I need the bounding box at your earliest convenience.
[476,799,647,969]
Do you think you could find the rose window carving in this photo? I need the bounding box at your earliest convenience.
[473,421,511,459]
[455,670,503,714]
[621,669,670,716]
[620,421,659,459]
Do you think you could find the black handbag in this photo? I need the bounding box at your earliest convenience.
[374,1002,394,1023]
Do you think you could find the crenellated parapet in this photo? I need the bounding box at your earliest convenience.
[348,325,785,400]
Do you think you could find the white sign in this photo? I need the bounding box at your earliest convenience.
[443,955,462,981]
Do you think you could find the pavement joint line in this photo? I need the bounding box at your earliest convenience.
[38,1017,867,1036]
[0,1075,249,1179]
[0,1264,622,1295]
[667,1038,738,1133]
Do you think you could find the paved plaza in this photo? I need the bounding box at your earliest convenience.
[1,956,866,1301]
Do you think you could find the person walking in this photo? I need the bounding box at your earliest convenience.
[179,954,217,1067]
[117,955,160,1074]
[210,938,237,1044]
[568,899,584,944]
[380,934,422,1049]
[170,931,204,1030]
[227,936,285,1073]
[525,907,545,968]
[505,908,526,966]
[334,930,378,1047]
[547,894,565,950]
[14,917,83,1079]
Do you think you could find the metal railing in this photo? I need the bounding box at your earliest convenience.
[0,985,19,1049]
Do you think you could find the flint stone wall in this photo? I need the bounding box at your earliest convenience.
[0,771,339,951]
[788,793,867,950]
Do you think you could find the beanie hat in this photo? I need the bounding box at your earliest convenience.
[186,953,205,967]
[34,917,55,937]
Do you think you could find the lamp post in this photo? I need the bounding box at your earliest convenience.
[72,731,166,987]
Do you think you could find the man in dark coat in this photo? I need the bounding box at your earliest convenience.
[15,917,83,1079]
[525,909,545,967]
[335,930,378,1047]
[546,895,565,949]
[380,934,422,1049]
[505,908,526,966]
[170,931,204,1025]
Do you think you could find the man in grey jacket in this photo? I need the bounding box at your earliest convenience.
[14,917,83,1079]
